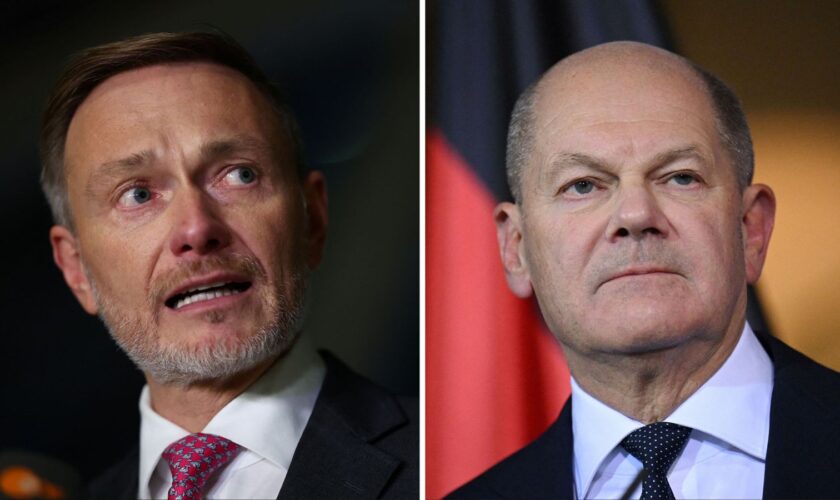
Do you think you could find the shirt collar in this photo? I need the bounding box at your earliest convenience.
[667,322,772,460]
[137,335,325,497]
[572,322,773,497]
[571,374,643,500]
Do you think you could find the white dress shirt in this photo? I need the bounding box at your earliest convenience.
[137,336,326,499]
[572,322,773,499]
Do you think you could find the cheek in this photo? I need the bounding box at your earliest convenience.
[86,248,152,305]
[234,204,304,270]
[82,224,162,299]
[524,215,598,305]
[682,211,745,291]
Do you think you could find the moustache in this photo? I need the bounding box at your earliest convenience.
[149,254,266,306]
[593,247,686,289]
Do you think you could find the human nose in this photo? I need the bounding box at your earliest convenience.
[605,184,669,241]
[167,188,232,257]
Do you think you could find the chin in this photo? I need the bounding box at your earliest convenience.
[178,328,253,352]
[148,328,294,386]
[607,328,691,355]
[106,313,298,386]
[583,299,707,354]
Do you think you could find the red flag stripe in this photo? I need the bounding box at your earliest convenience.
[426,130,570,498]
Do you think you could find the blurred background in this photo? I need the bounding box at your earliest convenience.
[0,0,418,488]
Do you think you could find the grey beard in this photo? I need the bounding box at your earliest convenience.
[111,305,304,386]
[89,268,307,387]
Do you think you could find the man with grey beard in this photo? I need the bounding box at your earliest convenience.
[42,32,416,499]
[450,41,840,499]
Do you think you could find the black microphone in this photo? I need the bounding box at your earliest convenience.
[0,451,82,499]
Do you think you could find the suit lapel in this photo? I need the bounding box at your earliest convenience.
[87,447,140,500]
[525,400,574,499]
[464,400,573,499]
[759,333,840,499]
[279,352,407,499]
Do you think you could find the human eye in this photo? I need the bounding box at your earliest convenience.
[117,185,154,207]
[666,172,700,187]
[223,165,258,186]
[560,178,600,198]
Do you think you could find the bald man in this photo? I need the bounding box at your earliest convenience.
[449,42,840,499]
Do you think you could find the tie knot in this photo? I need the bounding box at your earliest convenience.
[620,422,692,473]
[162,433,240,500]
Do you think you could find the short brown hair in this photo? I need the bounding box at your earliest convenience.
[40,31,304,228]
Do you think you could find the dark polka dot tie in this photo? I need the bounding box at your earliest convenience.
[620,422,692,500]
[161,433,241,500]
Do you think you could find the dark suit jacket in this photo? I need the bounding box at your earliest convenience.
[449,334,840,499]
[89,352,418,499]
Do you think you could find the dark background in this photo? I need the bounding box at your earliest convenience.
[0,0,418,483]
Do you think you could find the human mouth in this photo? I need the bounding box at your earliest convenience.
[602,267,679,286]
[164,277,252,310]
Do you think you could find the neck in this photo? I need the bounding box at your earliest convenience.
[567,317,745,424]
[145,357,277,433]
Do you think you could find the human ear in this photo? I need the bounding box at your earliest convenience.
[494,202,533,298]
[49,225,99,314]
[741,184,776,284]
[301,171,329,270]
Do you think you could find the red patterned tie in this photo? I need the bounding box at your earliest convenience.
[161,433,241,500]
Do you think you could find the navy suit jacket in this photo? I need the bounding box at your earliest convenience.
[89,352,418,499]
[450,334,840,499]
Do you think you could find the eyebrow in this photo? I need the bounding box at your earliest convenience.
[86,150,156,196]
[649,146,709,170]
[85,134,273,195]
[547,146,708,174]
[548,152,608,172]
